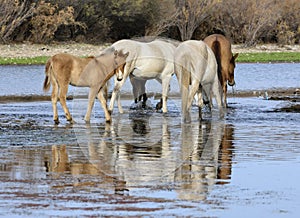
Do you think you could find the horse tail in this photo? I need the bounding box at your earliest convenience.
[43,59,52,92]
[211,39,223,85]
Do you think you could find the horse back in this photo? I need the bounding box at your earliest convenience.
[204,34,233,82]
[112,39,175,76]
[50,53,93,86]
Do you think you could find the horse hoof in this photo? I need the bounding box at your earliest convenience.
[69,119,76,124]
[156,102,162,110]
[54,120,59,125]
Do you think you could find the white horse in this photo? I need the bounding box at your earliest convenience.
[109,39,176,113]
[174,40,224,123]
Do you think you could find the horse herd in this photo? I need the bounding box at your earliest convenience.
[43,34,239,124]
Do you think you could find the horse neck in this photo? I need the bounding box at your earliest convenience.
[98,57,117,84]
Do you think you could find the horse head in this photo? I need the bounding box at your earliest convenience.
[227,53,239,86]
[114,49,129,81]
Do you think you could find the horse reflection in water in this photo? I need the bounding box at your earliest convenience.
[113,111,173,184]
[3,118,234,200]
[175,122,234,200]
[45,125,127,194]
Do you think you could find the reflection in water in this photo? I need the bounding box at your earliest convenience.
[1,115,235,201]
[176,122,234,200]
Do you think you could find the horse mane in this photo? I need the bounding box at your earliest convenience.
[211,39,223,85]
[98,47,115,57]
[132,36,180,47]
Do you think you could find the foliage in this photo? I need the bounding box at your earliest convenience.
[0,0,299,45]
[176,0,220,40]
[30,1,86,43]
[0,0,36,42]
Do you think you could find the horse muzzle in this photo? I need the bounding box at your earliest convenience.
[117,77,123,82]
[228,80,235,86]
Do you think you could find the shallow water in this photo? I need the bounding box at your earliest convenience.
[0,64,300,217]
[0,63,300,96]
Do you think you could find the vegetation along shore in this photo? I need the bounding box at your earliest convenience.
[0,43,299,65]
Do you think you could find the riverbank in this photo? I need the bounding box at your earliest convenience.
[0,43,299,64]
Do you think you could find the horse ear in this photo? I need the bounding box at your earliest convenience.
[114,49,118,57]
[125,52,129,58]
[233,53,239,60]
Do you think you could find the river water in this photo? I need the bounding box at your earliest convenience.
[0,63,299,217]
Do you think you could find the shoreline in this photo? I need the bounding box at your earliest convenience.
[1,88,299,103]
[0,43,299,59]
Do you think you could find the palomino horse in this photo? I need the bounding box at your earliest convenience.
[43,48,129,124]
[175,40,224,123]
[109,39,176,113]
[204,34,239,107]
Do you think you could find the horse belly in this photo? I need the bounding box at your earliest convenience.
[132,60,166,79]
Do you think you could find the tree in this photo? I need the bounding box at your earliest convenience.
[175,0,219,41]
[213,0,281,46]
[30,1,86,43]
[0,0,36,42]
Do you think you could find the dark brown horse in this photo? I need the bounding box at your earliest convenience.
[204,34,238,107]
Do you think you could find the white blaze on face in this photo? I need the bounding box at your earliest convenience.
[116,67,123,81]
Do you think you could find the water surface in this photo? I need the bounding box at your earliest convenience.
[0,64,299,217]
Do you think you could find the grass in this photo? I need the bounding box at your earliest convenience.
[237,52,300,63]
[0,52,299,65]
[0,56,49,65]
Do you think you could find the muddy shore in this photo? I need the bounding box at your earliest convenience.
[0,43,299,58]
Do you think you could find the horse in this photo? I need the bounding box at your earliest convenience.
[108,39,176,114]
[43,48,129,124]
[174,40,224,123]
[203,34,239,107]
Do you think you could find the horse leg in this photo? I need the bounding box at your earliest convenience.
[187,80,201,121]
[85,87,98,122]
[129,75,139,103]
[116,92,124,114]
[213,75,224,118]
[223,83,228,108]
[181,68,191,123]
[51,81,59,124]
[109,77,127,113]
[160,75,172,113]
[139,80,147,108]
[97,89,111,123]
[197,86,204,120]
[59,85,73,123]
